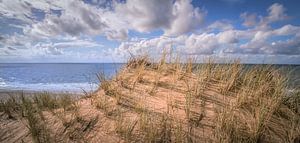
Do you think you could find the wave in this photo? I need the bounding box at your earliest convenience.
[0,82,98,93]
[0,77,6,87]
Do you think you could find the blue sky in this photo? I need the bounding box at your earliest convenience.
[0,0,299,64]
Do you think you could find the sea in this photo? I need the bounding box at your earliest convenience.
[0,63,124,93]
[0,63,299,93]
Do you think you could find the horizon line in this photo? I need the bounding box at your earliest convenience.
[0,62,299,65]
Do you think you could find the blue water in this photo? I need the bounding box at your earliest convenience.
[0,63,123,93]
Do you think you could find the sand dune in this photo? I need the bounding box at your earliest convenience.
[1,56,299,143]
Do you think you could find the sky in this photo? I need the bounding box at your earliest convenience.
[0,0,300,64]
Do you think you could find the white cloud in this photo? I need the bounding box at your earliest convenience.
[225,24,300,55]
[266,3,288,23]
[115,0,205,36]
[207,20,234,31]
[4,0,205,42]
[114,23,300,58]
[164,0,205,36]
[0,0,61,24]
[105,29,128,41]
[42,39,101,49]
[0,0,128,41]
[33,44,64,55]
[240,12,258,27]
[115,0,174,33]
[241,3,288,29]
[0,34,29,47]
[114,33,226,57]
[217,30,239,43]
[228,37,300,55]
[0,1,299,63]
[183,33,220,54]
[0,34,103,58]
[268,38,300,55]
[273,24,300,36]
[1,0,205,42]
[24,0,110,38]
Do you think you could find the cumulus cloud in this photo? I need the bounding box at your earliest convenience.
[0,34,29,47]
[116,0,205,36]
[0,34,102,57]
[34,45,64,55]
[164,0,205,36]
[0,1,299,63]
[184,33,220,54]
[266,3,288,23]
[0,0,128,41]
[105,29,128,41]
[114,36,185,57]
[241,3,288,29]
[225,24,300,55]
[207,20,234,32]
[2,0,205,42]
[1,0,205,42]
[269,38,300,55]
[115,0,174,33]
[240,13,258,27]
[227,37,300,55]
[115,22,300,58]
[273,24,300,36]
[0,0,61,24]
[217,30,239,43]
[0,0,35,24]
[114,32,236,57]
[24,0,112,38]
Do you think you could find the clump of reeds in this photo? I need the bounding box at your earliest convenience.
[20,94,53,142]
[97,72,118,97]
[0,92,77,142]
[126,54,152,69]
[0,95,20,119]
[212,64,300,142]
[115,113,138,141]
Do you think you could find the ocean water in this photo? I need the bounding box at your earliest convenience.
[0,63,298,93]
[0,63,123,93]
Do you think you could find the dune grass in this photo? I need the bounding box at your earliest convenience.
[1,54,299,143]
[96,54,299,143]
[0,92,78,143]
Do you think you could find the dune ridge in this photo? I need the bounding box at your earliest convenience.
[0,55,299,143]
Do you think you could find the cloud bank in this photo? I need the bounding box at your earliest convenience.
[114,3,300,59]
[0,0,299,63]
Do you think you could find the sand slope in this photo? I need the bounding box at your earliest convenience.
[1,58,299,142]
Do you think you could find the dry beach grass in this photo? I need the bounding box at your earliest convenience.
[0,54,299,143]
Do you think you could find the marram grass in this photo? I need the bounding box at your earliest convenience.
[0,54,299,143]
